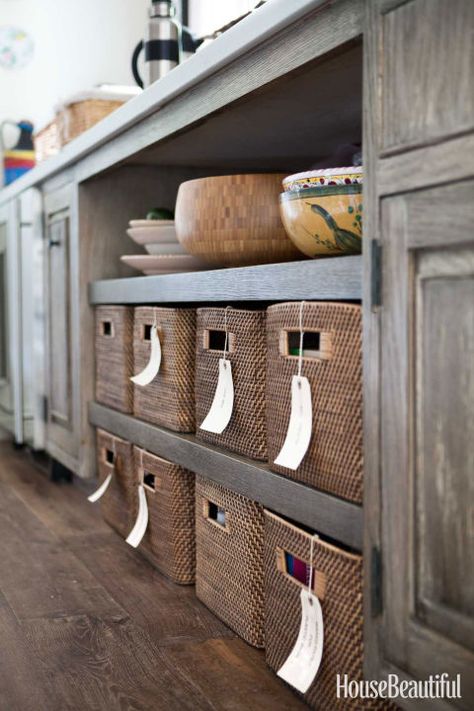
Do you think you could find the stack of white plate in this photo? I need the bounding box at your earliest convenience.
[122,219,208,275]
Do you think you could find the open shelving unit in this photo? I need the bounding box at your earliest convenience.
[89,254,364,552]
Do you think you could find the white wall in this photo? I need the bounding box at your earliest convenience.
[189,0,260,37]
[0,0,150,133]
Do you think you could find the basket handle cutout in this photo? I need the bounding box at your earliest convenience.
[203,329,236,354]
[276,547,326,600]
[102,320,114,337]
[280,329,332,361]
[143,324,152,341]
[203,498,230,532]
[142,470,160,493]
[104,448,115,466]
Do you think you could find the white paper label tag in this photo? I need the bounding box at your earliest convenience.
[277,588,324,694]
[199,358,234,434]
[88,473,113,503]
[126,484,149,548]
[274,375,312,470]
[130,325,162,386]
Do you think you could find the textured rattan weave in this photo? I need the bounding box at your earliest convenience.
[96,428,137,538]
[34,120,60,162]
[132,447,195,585]
[195,476,265,647]
[95,305,134,413]
[133,307,196,432]
[57,99,124,145]
[264,511,396,710]
[195,308,267,459]
[267,302,362,503]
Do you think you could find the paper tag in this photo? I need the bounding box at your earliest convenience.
[126,484,149,548]
[274,375,312,470]
[88,473,113,503]
[277,588,324,694]
[199,358,234,434]
[130,325,162,386]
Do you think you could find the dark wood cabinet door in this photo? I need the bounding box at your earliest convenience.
[380,181,474,709]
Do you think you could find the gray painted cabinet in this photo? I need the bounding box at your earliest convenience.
[44,185,79,469]
[364,1,474,708]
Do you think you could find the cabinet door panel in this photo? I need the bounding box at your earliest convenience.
[381,0,474,151]
[48,217,71,426]
[381,185,474,708]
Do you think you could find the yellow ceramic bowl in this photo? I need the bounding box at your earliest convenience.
[279,184,362,258]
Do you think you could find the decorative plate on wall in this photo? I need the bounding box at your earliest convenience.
[0,26,34,69]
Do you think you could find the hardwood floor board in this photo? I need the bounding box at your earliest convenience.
[0,477,127,622]
[0,445,107,540]
[72,534,234,645]
[0,592,52,711]
[23,613,231,711]
[160,637,307,710]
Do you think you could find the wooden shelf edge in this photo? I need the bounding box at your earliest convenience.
[88,256,362,304]
[89,401,363,551]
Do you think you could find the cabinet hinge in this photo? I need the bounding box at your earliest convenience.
[370,239,382,309]
[371,546,383,617]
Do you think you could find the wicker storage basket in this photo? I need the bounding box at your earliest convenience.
[96,428,137,538]
[34,120,60,163]
[57,99,123,145]
[95,305,134,413]
[195,476,265,647]
[195,307,267,459]
[133,307,196,432]
[266,302,362,503]
[264,511,394,711]
[131,446,195,584]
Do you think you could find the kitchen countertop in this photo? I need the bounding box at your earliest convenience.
[0,0,328,204]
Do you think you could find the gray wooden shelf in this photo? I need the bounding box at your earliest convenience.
[89,402,363,550]
[88,256,362,304]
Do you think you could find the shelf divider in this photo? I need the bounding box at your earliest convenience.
[88,256,362,305]
[89,401,363,551]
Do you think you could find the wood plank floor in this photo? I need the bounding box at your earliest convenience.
[0,443,306,711]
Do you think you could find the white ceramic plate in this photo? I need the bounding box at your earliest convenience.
[129,219,174,227]
[145,242,186,255]
[120,254,209,275]
[127,225,177,245]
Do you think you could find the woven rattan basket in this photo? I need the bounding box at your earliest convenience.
[195,307,267,460]
[96,428,137,538]
[195,476,265,647]
[266,302,362,503]
[34,120,60,163]
[57,99,123,145]
[131,446,195,584]
[95,305,134,413]
[133,307,196,432]
[264,511,396,710]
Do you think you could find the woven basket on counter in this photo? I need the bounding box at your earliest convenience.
[34,120,60,163]
[195,476,265,647]
[266,302,363,503]
[95,305,134,413]
[57,99,123,145]
[195,307,267,460]
[132,446,195,584]
[133,307,196,432]
[96,428,137,538]
[264,511,395,710]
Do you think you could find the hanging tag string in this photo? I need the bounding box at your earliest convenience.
[298,300,306,378]
[223,306,232,362]
[307,533,319,596]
